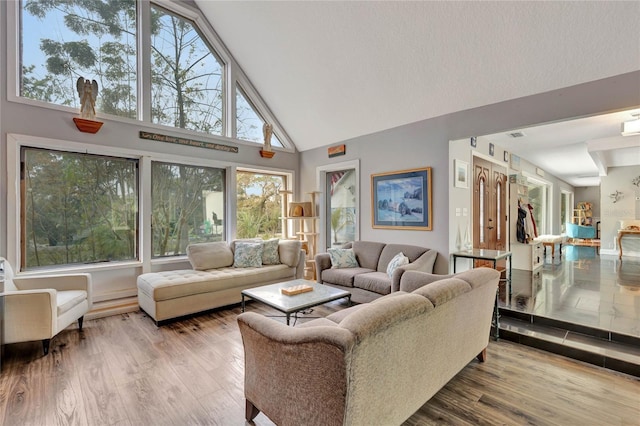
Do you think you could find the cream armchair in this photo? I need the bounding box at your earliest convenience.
[1,258,92,355]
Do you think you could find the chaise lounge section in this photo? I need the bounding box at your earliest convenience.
[137,239,304,325]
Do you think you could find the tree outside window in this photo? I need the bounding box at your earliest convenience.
[152,162,225,257]
[20,0,138,118]
[236,171,285,239]
[22,147,138,269]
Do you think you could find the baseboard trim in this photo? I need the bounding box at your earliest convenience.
[87,297,139,320]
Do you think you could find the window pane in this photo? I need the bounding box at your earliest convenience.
[150,5,223,134]
[20,0,137,118]
[236,171,285,239]
[152,162,225,257]
[236,86,283,147]
[22,147,138,269]
[326,170,356,248]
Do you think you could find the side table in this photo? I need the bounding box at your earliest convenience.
[451,249,512,340]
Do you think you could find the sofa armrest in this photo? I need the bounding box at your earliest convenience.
[237,312,353,424]
[13,273,91,292]
[315,253,332,283]
[3,289,57,343]
[391,250,437,292]
[399,271,453,293]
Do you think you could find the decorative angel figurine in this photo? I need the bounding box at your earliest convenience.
[263,123,273,152]
[77,77,99,120]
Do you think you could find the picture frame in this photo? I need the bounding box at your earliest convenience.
[489,143,495,156]
[371,167,432,230]
[470,137,477,148]
[503,151,509,162]
[454,159,469,189]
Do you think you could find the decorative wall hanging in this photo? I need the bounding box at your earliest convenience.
[371,167,432,230]
[328,144,346,158]
[632,176,640,187]
[470,137,477,148]
[489,143,495,156]
[73,77,103,133]
[454,159,469,189]
[610,190,623,203]
[139,131,238,153]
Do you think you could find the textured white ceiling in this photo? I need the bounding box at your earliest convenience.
[195,1,640,154]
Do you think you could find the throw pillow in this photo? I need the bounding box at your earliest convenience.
[386,252,409,277]
[262,238,281,265]
[186,241,234,270]
[328,248,359,269]
[233,242,263,268]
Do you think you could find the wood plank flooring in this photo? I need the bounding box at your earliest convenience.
[1,301,639,426]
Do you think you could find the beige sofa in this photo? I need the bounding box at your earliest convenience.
[137,239,304,325]
[315,241,437,303]
[238,267,499,426]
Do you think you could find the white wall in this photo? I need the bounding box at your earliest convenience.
[575,186,601,224]
[600,165,640,255]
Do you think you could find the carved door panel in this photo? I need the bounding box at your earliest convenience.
[473,157,507,265]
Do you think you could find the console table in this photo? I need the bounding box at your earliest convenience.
[618,229,640,259]
[451,249,512,340]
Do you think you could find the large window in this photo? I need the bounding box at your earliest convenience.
[16,0,291,148]
[150,5,224,134]
[236,86,283,147]
[236,170,286,239]
[22,147,138,269]
[20,0,138,118]
[151,162,225,257]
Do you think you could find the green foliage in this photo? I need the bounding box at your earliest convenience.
[236,172,283,239]
[23,148,138,268]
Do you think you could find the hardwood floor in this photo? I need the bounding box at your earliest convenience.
[1,301,638,426]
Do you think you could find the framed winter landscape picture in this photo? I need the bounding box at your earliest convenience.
[371,167,432,230]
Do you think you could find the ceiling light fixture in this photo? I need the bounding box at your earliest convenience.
[621,114,640,136]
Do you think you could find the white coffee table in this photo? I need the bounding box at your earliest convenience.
[241,279,351,325]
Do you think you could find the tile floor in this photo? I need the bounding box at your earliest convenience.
[501,245,640,338]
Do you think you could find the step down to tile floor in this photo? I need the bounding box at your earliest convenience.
[496,309,640,378]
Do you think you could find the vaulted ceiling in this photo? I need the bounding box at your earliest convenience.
[195,1,640,185]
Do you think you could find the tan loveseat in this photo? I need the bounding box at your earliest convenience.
[137,239,304,325]
[238,267,499,426]
[315,241,437,303]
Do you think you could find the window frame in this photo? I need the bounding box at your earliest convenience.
[7,133,289,273]
[6,0,295,151]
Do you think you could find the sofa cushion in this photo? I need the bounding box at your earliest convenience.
[321,267,374,287]
[354,271,393,295]
[233,242,263,268]
[186,241,234,271]
[296,318,339,328]
[328,248,359,268]
[377,244,428,272]
[137,265,293,301]
[262,238,281,265]
[351,241,386,270]
[278,239,302,267]
[412,278,471,307]
[325,303,369,323]
[386,252,409,277]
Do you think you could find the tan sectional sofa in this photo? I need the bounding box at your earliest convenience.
[315,240,437,303]
[137,239,304,325]
[238,267,500,426]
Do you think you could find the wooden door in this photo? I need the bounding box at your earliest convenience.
[473,157,508,253]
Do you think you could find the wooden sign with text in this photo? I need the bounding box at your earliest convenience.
[139,131,238,153]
